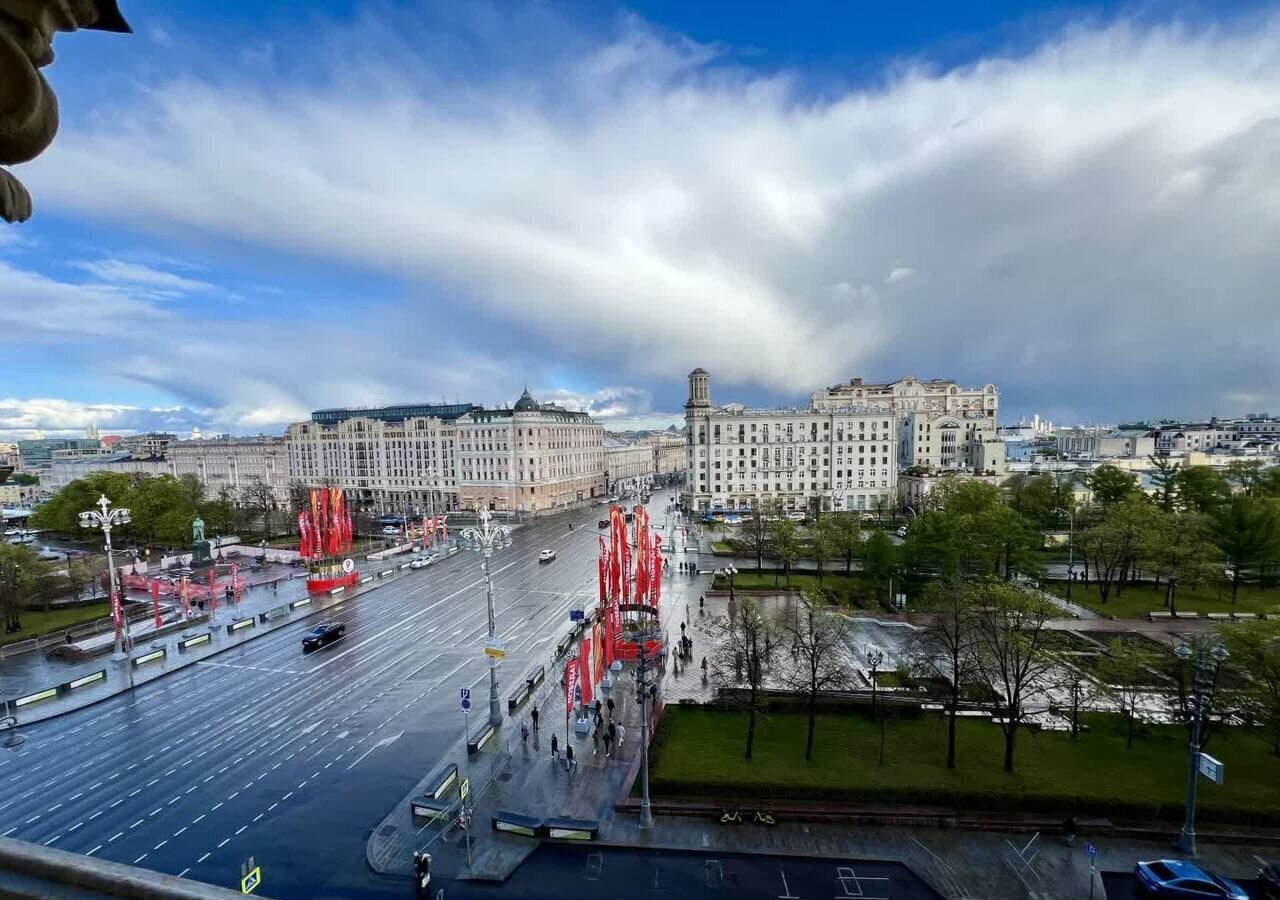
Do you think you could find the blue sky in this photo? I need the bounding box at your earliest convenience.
[2,0,1278,439]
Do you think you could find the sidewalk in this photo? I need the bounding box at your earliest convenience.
[0,556,428,725]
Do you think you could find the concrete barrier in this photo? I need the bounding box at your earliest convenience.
[527,665,545,691]
[177,632,212,652]
[467,722,497,754]
[132,647,166,667]
[359,575,374,585]
[544,816,599,840]
[226,617,256,636]
[13,687,57,708]
[423,763,458,801]
[289,597,312,611]
[65,669,106,691]
[507,680,531,713]
[491,811,541,837]
[328,586,345,596]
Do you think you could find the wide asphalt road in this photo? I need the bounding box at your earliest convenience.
[0,499,630,898]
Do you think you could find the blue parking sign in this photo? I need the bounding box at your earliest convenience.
[1087,842,1097,860]
[460,688,471,711]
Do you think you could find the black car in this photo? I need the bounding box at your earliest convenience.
[302,621,345,651]
[598,519,609,528]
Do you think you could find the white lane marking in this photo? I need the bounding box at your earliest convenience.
[174,826,187,836]
[193,815,206,823]
[134,853,147,864]
[203,775,215,783]
[146,778,159,787]
[154,840,167,849]
[128,789,141,797]
[149,807,163,817]
[89,811,103,820]
[218,838,230,848]
[47,803,62,812]
[130,819,144,829]
[110,832,124,842]
[211,803,223,811]
[179,868,190,878]
[228,791,239,800]
[69,821,84,832]
[89,782,103,790]
[43,835,60,846]
[282,792,292,800]
[235,825,247,835]
[2,828,16,838]
[24,815,40,824]
[198,852,211,863]
[252,813,263,823]
[87,845,102,856]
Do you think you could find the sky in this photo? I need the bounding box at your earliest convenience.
[2,0,1279,440]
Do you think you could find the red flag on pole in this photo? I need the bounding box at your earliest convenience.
[180,576,190,619]
[579,638,593,708]
[208,569,218,612]
[150,579,162,630]
[565,655,579,717]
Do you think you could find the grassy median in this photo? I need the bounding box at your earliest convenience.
[1042,579,1280,619]
[650,706,1280,824]
[0,602,113,647]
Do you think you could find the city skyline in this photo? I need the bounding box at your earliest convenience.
[3,1,1279,439]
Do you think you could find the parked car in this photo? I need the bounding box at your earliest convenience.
[786,511,806,521]
[1257,862,1280,900]
[896,526,909,537]
[409,557,431,570]
[598,520,609,528]
[538,549,557,563]
[302,621,345,651]
[1133,859,1249,899]
[381,525,400,535]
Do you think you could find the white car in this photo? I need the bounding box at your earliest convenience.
[896,526,909,538]
[538,549,557,563]
[410,557,431,569]
[382,525,400,535]
[786,511,806,522]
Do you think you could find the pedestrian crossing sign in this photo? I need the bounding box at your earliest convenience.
[240,866,261,894]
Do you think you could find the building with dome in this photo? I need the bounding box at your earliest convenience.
[455,389,605,514]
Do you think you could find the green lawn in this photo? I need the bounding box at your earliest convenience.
[650,706,1280,824]
[0,602,113,647]
[1043,579,1280,619]
[712,569,882,609]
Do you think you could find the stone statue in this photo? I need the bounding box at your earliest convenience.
[192,515,205,544]
[0,0,132,223]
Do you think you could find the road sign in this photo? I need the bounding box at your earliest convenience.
[1198,752,1225,785]
[240,866,261,894]
[460,688,471,711]
[483,636,506,660]
[460,778,470,801]
[1087,842,1097,861]
[569,609,584,622]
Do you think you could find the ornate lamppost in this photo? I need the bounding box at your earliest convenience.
[1174,639,1229,856]
[79,494,133,684]
[460,507,513,726]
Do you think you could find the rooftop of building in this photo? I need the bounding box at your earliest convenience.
[310,402,481,425]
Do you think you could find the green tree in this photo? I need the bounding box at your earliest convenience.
[127,475,199,545]
[0,542,45,633]
[1212,495,1280,602]
[1077,497,1155,604]
[810,517,837,585]
[1086,465,1138,507]
[941,480,1002,517]
[970,581,1057,773]
[1176,466,1230,514]
[862,529,897,603]
[971,504,1042,580]
[199,486,237,537]
[1141,509,1221,614]
[66,557,93,602]
[768,517,800,586]
[829,512,862,574]
[1095,640,1161,749]
[910,580,978,769]
[30,471,133,534]
[781,606,853,760]
[900,510,961,580]
[1226,460,1265,497]
[1148,454,1180,513]
[742,499,777,571]
[11,472,38,485]
[1221,617,1280,756]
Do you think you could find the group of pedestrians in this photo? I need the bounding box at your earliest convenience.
[529,692,627,776]
[676,560,698,574]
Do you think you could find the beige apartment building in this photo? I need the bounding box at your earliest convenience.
[644,432,686,476]
[456,390,605,514]
[286,410,460,515]
[169,436,291,505]
[604,437,654,491]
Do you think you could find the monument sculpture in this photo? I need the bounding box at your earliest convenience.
[0,0,132,223]
[190,514,212,569]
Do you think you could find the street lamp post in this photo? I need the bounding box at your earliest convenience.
[636,639,655,829]
[460,507,513,726]
[79,495,133,684]
[1055,507,1075,600]
[1174,639,1228,857]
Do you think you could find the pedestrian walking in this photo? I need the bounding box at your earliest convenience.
[603,731,613,758]
[606,697,615,721]
[594,708,604,729]
[566,744,576,773]
[617,722,626,746]
[592,728,600,755]
[272,580,278,593]
[701,656,708,676]
[531,707,539,731]
[521,721,529,745]
[550,733,559,760]
[608,721,616,744]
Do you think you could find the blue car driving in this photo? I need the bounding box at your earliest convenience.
[1134,859,1250,899]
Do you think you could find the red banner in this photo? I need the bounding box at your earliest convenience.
[592,621,606,685]
[111,583,123,642]
[579,638,593,708]
[150,580,162,630]
[180,576,190,619]
[208,569,218,612]
[652,536,663,606]
[565,655,579,717]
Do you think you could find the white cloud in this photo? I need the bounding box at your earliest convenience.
[0,397,198,440]
[71,259,213,295]
[0,259,172,340]
[16,11,1280,417]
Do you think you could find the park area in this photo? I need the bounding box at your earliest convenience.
[0,601,113,647]
[1043,579,1280,619]
[649,706,1280,825]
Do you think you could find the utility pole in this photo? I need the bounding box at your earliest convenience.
[637,639,654,828]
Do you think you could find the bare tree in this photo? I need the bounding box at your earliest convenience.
[65,556,92,602]
[239,477,277,539]
[909,580,978,769]
[780,605,854,760]
[970,581,1057,773]
[709,596,780,760]
[1095,640,1161,749]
